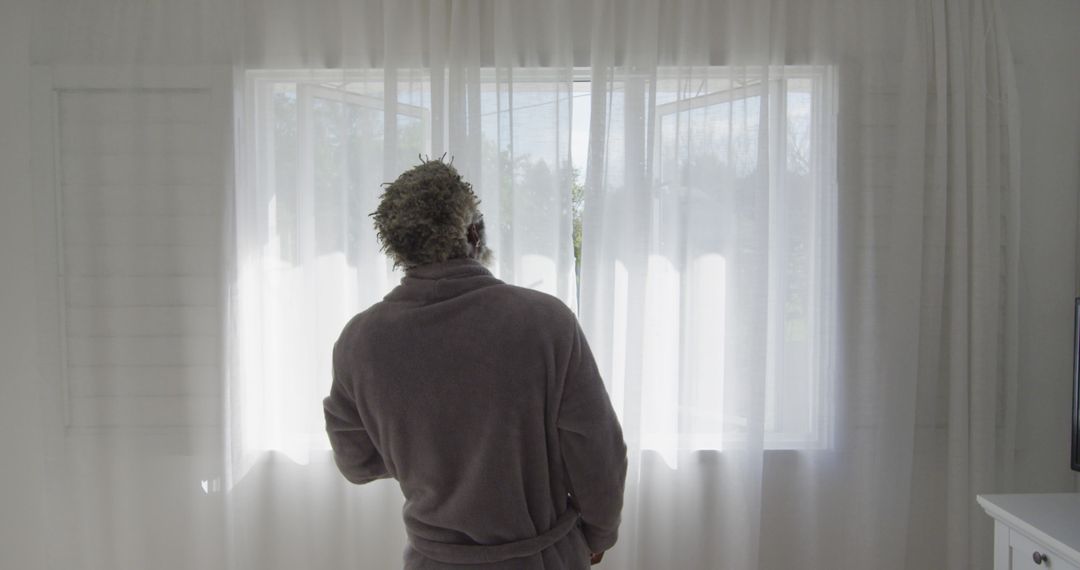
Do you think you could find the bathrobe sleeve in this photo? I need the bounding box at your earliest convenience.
[323,340,390,485]
[556,319,628,554]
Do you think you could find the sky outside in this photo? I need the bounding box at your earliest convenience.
[571,81,591,182]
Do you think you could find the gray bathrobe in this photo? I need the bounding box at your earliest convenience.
[323,257,628,569]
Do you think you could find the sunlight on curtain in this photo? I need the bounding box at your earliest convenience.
[641,254,682,466]
[587,66,837,461]
[232,68,576,478]
[686,253,727,449]
[581,63,841,566]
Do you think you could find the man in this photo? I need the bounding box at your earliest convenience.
[322,158,628,569]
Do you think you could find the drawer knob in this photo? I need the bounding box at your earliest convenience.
[1033,551,1048,565]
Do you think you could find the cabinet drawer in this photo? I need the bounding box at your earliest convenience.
[1011,530,1080,570]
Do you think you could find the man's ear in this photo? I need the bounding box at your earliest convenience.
[466,223,481,246]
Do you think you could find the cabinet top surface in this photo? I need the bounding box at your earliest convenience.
[978,494,1080,558]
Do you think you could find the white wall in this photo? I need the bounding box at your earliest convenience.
[1007,0,1080,492]
[0,0,47,568]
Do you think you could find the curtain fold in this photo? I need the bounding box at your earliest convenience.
[25,0,1021,568]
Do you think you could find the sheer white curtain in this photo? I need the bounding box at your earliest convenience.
[579,0,1018,569]
[228,2,579,568]
[24,0,1019,568]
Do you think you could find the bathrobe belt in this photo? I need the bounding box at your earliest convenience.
[407,509,582,564]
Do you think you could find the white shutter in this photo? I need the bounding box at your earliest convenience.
[37,68,229,432]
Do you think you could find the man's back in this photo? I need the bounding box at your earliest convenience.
[323,258,627,569]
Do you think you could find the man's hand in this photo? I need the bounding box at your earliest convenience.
[590,551,605,565]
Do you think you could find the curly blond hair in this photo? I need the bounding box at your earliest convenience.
[370,158,492,270]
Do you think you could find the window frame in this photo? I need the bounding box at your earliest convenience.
[245,66,836,454]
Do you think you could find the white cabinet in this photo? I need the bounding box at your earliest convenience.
[978,494,1080,570]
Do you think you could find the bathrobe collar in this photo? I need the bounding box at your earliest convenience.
[383,257,502,303]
